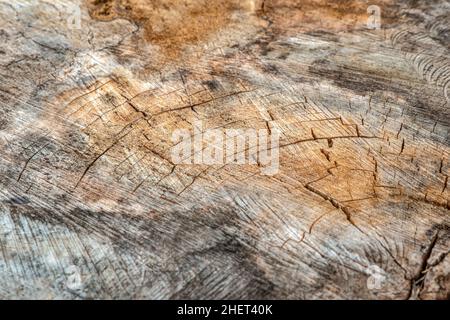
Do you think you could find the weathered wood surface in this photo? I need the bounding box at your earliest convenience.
[0,0,449,299]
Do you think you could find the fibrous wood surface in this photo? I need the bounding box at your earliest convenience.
[0,0,449,299]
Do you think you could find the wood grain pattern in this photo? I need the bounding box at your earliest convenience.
[0,0,448,299]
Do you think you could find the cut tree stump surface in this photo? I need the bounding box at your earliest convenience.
[0,0,449,299]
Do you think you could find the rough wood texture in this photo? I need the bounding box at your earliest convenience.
[0,0,449,299]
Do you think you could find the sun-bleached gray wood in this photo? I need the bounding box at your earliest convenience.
[0,0,448,299]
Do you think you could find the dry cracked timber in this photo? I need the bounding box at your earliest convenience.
[0,0,449,299]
